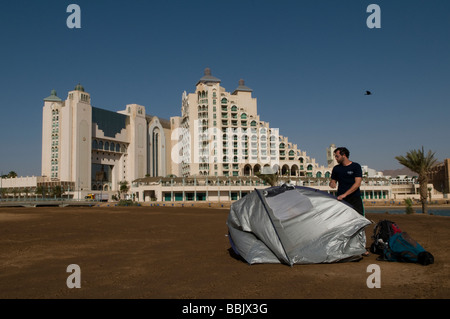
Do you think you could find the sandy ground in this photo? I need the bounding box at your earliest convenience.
[0,205,449,302]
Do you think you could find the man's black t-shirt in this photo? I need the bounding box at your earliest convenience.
[331,162,362,198]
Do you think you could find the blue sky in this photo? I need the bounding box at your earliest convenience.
[1,0,449,176]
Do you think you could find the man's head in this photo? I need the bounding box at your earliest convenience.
[334,147,350,164]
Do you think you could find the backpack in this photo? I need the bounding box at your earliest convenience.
[383,232,434,266]
[370,220,402,255]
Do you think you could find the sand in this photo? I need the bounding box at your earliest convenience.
[0,205,449,301]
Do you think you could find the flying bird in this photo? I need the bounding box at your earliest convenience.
[365,91,372,95]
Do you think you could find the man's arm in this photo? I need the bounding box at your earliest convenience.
[329,179,337,188]
[336,177,362,201]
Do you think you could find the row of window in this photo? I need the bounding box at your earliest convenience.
[51,109,60,178]
[198,105,243,113]
[92,140,127,153]
[197,170,331,178]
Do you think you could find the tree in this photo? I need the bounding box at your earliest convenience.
[23,187,30,198]
[119,180,130,199]
[1,171,17,178]
[7,171,17,178]
[395,147,438,215]
[0,188,7,200]
[35,186,46,198]
[51,186,64,198]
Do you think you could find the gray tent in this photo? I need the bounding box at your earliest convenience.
[227,185,371,265]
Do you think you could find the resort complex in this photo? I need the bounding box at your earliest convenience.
[1,69,449,203]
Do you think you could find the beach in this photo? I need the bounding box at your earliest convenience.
[0,205,449,300]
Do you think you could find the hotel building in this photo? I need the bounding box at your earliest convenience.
[38,68,336,201]
[4,68,447,203]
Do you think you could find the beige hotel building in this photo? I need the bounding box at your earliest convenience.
[38,68,348,201]
[8,68,446,203]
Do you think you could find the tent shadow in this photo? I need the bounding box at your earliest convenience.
[227,247,247,263]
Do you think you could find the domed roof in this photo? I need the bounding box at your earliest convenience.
[74,83,85,92]
[232,79,253,95]
[43,89,62,102]
[197,68,221,85]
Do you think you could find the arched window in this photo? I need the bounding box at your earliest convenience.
[250,120,257,127]
[231,105,237,112]
[110,142,115,151]
[104,142,109,151]
[92,140,98,149]
[221,98,228,104]
[116,144,120,152]
[241,113,247,119]
[98,141,103,149]
[152,128,160,176]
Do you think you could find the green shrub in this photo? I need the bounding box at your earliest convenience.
[404,198,415,214]
[117,199,139,206]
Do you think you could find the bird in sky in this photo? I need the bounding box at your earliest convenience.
[365,91,372,95]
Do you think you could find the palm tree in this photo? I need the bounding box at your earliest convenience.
[395,147,438,215]
[119,180,130,199]
[35,186,45,199]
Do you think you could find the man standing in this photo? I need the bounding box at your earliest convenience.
[329,147,364,216]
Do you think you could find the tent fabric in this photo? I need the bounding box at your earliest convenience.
[227,185,372,265]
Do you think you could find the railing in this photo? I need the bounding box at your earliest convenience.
[0,198,99,207]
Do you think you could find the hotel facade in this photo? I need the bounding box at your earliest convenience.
[1,68,448,203]
[39,68,389,202]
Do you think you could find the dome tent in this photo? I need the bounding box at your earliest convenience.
[227,184,371,265]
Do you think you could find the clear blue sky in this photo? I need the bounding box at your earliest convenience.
[1,0,449,176]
